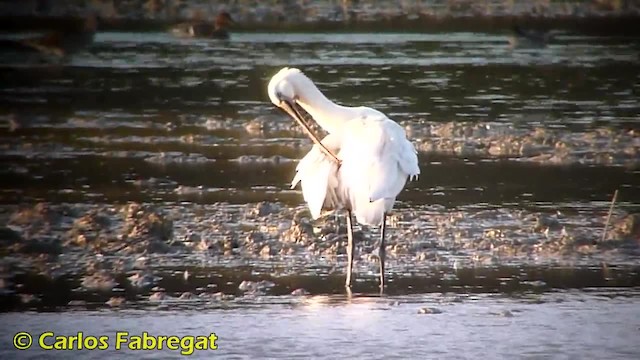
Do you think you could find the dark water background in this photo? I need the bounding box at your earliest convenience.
[0,30,639,358]
[1,32,639,205]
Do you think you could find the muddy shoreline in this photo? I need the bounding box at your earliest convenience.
[239,117,640,168]
[2,114,640,312]
[1,199,638,312]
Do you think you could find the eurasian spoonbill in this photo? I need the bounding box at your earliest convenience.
[267,67,420,290]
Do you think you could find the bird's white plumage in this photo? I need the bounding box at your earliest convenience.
[270,67,420,226]
[291,133,342,219]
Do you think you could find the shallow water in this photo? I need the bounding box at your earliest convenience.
[0,31,639,358]
[1,32,639,206]
[2,291,640,359]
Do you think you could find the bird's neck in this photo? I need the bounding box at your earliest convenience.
[295,83,355,134]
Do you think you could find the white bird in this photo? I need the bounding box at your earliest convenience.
[267,67,420,290]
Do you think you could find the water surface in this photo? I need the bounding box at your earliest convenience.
[1,31,639,359]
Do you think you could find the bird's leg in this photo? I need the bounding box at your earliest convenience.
[379,214,387,292]
[345,210,354,289]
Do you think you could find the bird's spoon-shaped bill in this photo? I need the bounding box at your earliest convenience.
[278,99,341,164]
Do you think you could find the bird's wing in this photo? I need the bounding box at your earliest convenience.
[291,133,341,219]
[338,113,419,224]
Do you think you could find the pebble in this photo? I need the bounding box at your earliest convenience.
[68,300,87,307]
[500,310,514,317]
[81,273,117,292]
[149,292,167,302]
[290,288,310,296]
[127,272,158,290]
[106,296,125,307]
[238,280,275,293]
[19,293,40,304]
[418,307,442,314]
[179,292,195,300]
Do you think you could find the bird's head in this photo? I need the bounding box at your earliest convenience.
[268,67,313,131]
[267,67,341,164]
[267,67,303,109]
